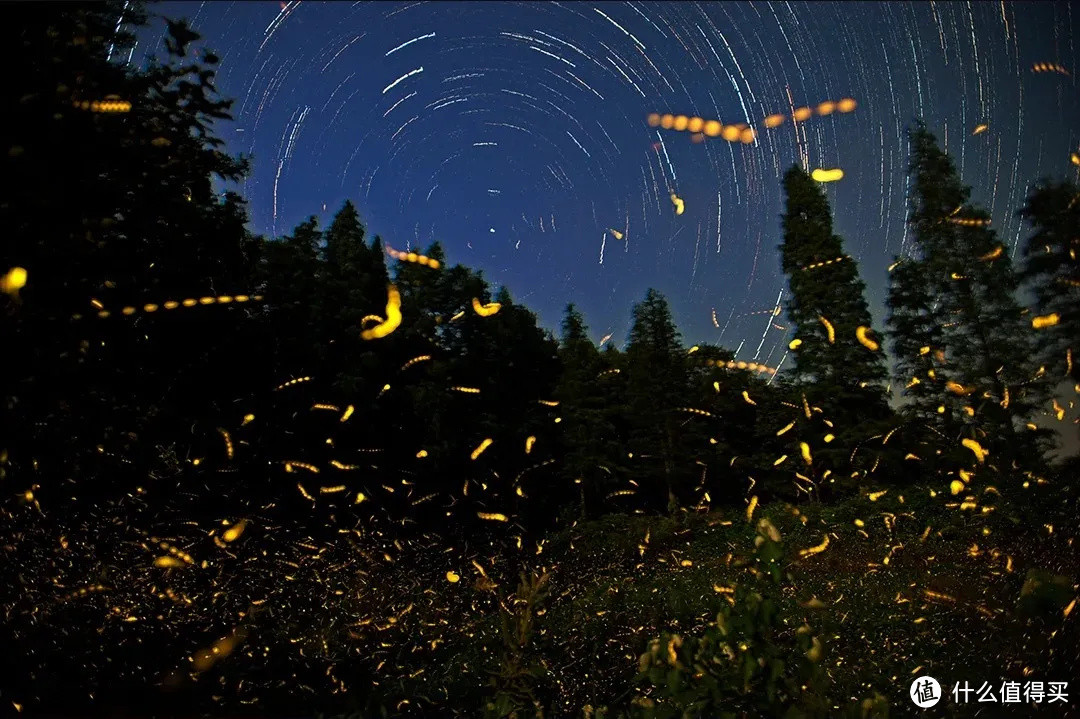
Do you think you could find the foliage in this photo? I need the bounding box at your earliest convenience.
[2,1,263,506]
[1018,179,1080,443]
[555,304,626,518]
[777,166,895,495]
[485,571,553,719]
[631,517,832,719]
[623,289,696,511]
[779,166,888,396]
[886,124,1053,476]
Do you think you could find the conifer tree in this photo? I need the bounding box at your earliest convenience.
[886,124,1051,475]
[323,200,369,270]
[624,288,693,511]
[1019,180,1080,387]
[1019,180,1080,446]
[259,216,324,370]
[320,201,390,393]
[780,166,889,398]
[391,241,449,354]
[885,259,955,434]
[323,200,390,323]
[778,165,891,485]
[554,304,622,517]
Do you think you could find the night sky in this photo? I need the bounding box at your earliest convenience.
[136,1,1079,367]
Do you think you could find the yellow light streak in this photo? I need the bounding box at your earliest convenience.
[855,326,879,351]
[470,438,493,460]
[811,168,844,183]
[819,316,835,343]
[361,286,402,339]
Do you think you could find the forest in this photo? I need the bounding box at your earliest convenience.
[1,4,1078,718]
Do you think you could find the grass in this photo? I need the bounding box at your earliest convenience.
[4,474,1076,718]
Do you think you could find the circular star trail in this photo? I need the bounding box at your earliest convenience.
[137,1,1079,367]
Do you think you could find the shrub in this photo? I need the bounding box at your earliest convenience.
[630,516,889,719]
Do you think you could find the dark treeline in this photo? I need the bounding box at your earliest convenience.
[2,4,1078,718]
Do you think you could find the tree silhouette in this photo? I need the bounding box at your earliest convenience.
[624,288,697,511]
[554,304,625,518]
[778,165,892,491]
[887,124,1051,477]
[1020,180,1080,386]
[1019,180,1080,445]
[3,2,262,505]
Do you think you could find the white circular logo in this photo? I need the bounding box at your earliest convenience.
[910,676,942,708]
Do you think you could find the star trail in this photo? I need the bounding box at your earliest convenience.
[136,0,1078,360]
[9,3,1080,715]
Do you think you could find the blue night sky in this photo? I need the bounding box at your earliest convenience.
[137,1,1080,369]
